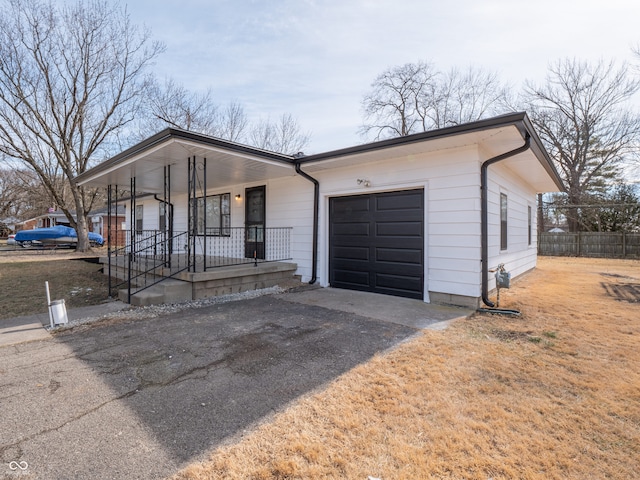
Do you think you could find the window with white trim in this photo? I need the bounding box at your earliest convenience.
[195,193,230,236]
[135,205,143,233]
[528,205,532,246]
[500,193,508,250]
[159,203,166,231]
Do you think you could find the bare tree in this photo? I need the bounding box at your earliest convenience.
[140,79,222,138]
[360,61,438,139]
[217,101,250,143]
[522,58,640,231]
[0,165,65,219]
[0,0,163,250]
[142,79,305,153]
[424,66,508,128]
[0,167,26,218]
[360,61,508,140]
[249,113,310,155]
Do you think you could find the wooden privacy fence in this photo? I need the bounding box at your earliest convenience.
[538,232,640,258]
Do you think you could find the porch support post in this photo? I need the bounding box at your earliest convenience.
[163,165,168,267]
[168,165,173,261]
[107,184,112,297]
[187,156,194,272]
[203,157,207,272]
[187,157,191,272]
[114,185,119,251]
[129,176,136,303]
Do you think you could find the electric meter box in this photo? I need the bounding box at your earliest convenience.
[495,271,511,289]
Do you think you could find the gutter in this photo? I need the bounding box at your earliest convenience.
[294,161,319,284]
[481,133,531,307]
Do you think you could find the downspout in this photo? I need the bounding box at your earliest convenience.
[153,194,174,239]
[481,133,531,307]
[294,161,318,284]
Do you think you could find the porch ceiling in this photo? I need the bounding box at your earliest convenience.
[77,131,296,195]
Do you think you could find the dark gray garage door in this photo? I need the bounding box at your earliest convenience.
[329,189,424,299]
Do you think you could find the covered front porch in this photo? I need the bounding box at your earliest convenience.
[75,128,309,304]
[103,227,297,304]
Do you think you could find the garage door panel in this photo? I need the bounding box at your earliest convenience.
[373,237,423,249]
[333,246,369,261]
[332,258,371,270]
[376,247,422,265]
[375,191,423,211]
[331,196,370,215]
[329,189,424,300]
[372,262,423,277]
[332,269,370,288]
[332,222,370,236]
[374,273,423,294]
[376,221,423,237]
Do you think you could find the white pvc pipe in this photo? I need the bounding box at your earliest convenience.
[45,281,53,329]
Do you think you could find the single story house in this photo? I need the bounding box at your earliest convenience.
[74,112,564,307]
[88,205,127,246]
[16,209,71,231]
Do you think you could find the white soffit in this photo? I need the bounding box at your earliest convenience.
[79,138,295,192]
[501,151,563,193]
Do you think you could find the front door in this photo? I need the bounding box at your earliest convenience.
[245,185,265,259]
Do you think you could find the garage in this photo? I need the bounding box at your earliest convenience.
[329,189,424,299]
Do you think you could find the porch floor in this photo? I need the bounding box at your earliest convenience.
[103,253,270,277]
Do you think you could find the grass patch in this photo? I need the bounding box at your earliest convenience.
[0,256,109,319]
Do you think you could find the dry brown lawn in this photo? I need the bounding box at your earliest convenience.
[173,256,640,480]
[0,249,109,319]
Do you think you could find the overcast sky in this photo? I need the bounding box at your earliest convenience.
[127,0,640,154]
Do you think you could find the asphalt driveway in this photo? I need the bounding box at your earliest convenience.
[0,290,455,480]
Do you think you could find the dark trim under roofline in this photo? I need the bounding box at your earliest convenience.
[297,111,564,191]
[75,112,564,192]
[74,127,296,185]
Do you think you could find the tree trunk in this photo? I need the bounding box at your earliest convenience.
[73,193,91,252]
[75,213,90,252]
[537,193,544,234]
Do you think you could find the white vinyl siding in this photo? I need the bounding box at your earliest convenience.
[120,141,542,306]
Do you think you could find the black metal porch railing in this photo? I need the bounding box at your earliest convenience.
[108,227,293,301]
[108,230,190,300]
[200,226,292,268]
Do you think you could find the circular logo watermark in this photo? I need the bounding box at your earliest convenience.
[8,461,29,471]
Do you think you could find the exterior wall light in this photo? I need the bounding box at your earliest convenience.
[357,178,371,187]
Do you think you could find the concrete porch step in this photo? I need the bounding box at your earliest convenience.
[119,278,192,306]
[117,261,299,306]
[180,262,298,300]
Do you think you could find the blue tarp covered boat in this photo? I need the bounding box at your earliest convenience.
[15,225,104,246]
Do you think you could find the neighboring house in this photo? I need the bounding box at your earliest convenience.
[88,205,127,246]
[75,112,564,308]
[16,210,72,231]
[0,217,20,236]
[15,207,124,241]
